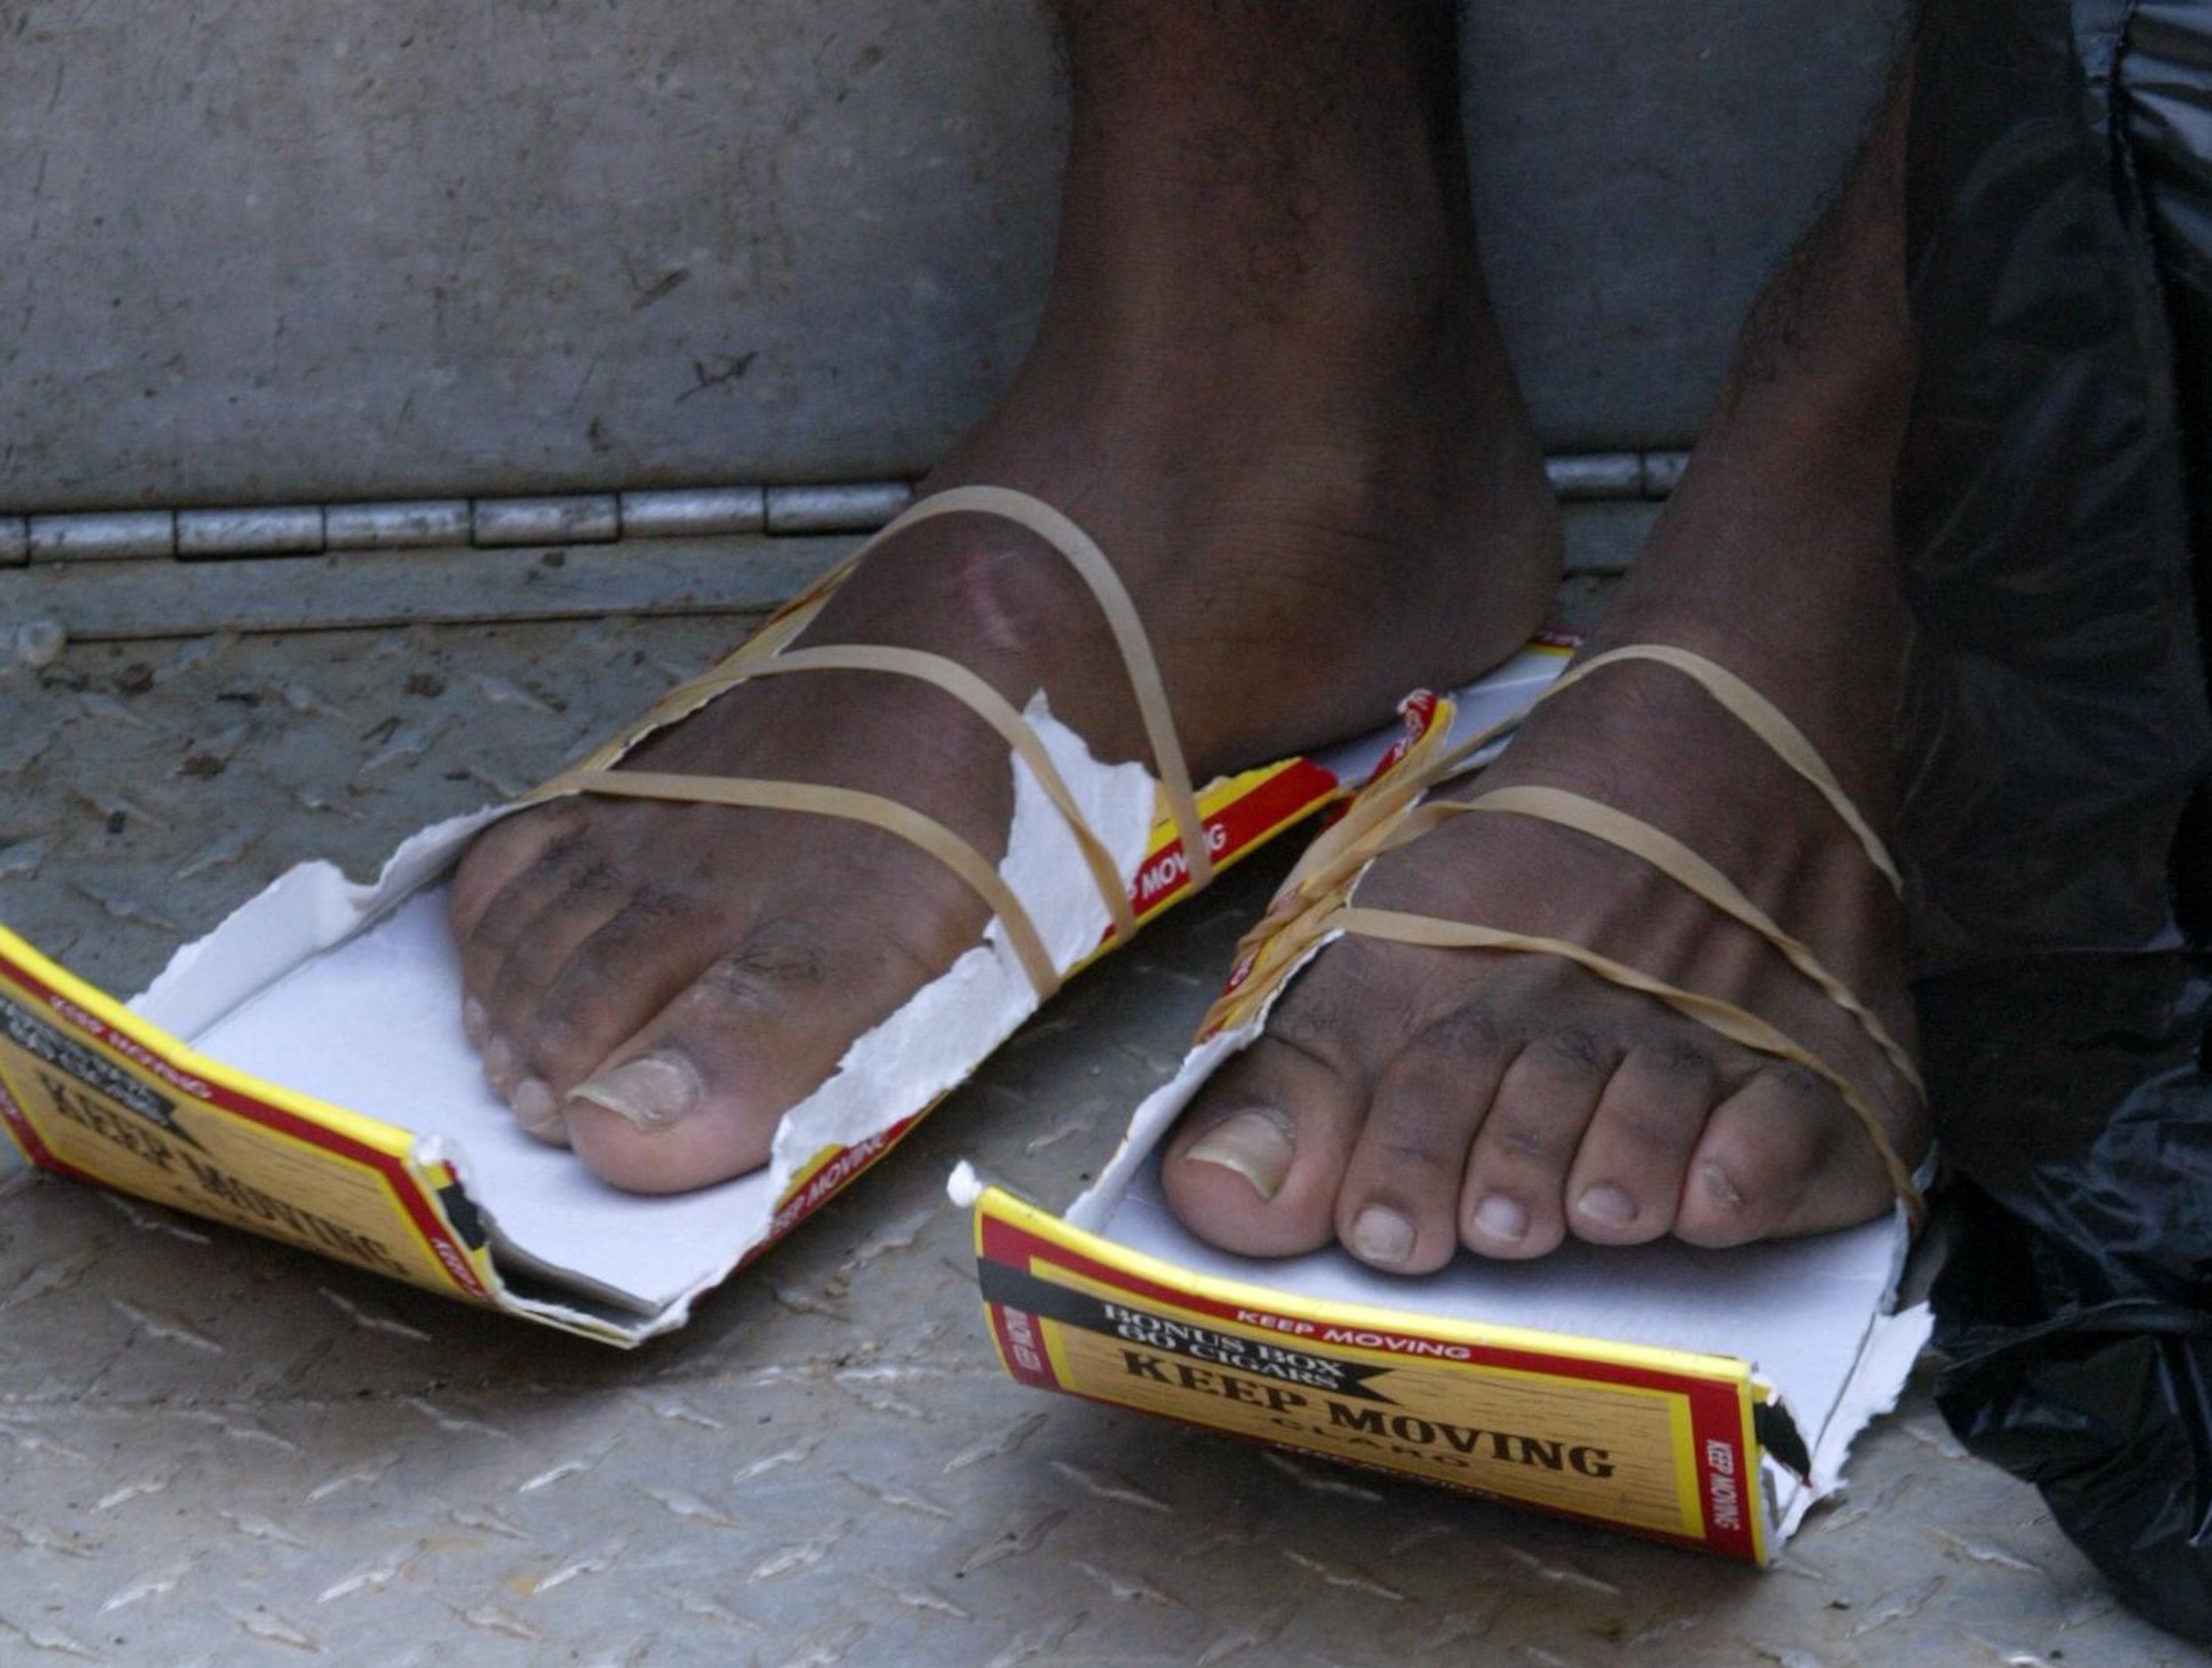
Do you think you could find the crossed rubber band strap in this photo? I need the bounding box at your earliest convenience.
[670,645,1137,944]
[882,487,1213,891]
[572,771,1062,998]
[1330,907,1925,1219]
[1537,646,1905,896]
[1414,786,1924,1099]
[532,485,1205,1002]
[1208,641,1923,1221]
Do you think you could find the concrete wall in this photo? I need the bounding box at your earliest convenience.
[0,1,1898,512]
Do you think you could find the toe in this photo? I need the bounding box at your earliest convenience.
[1456,1021,1621,1259]
[1162,1037,1366,1259]
[1562,1037,1718,1245]
[505,884,718,1106]
[448,803,582,946]
[559,914,890,1193]
[450,812,609,1004]
[1673,1063,1872,1247]
[1331,1001,1514,1274]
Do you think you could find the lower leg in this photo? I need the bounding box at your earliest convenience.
[1164,61,1925,1266]
[919,0,1560,769]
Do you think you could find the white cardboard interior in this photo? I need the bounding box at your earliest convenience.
[151,695,1157,1326]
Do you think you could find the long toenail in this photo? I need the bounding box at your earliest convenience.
[1471,1194,1529,1243]
[510,1077,565,1142]
[1349,1205,1416,1267]
[482,1036,518,1093]
[1182,1109,1295,1202]
[1576,1184,1637,1226]
[569,1052,704,1133]
[461,996,488,1046]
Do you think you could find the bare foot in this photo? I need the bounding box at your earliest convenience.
[446,1,1560,1192]
[1162,58,1930,1265]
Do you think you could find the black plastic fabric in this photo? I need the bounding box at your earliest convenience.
[1898,0,2212,1640]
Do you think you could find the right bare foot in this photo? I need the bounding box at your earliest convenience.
[445,1,1561,1192]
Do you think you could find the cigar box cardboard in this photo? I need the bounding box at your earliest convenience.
[964,672,1928,1563]
[0,645,1571,1345]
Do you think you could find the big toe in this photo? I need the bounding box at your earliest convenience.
[1161,1038,1365,1259]
[555,960,832,1194]
[545,901,955,1193]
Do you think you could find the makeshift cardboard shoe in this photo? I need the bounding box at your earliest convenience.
[961,661,1931,1565]
[0,540,1576,1346]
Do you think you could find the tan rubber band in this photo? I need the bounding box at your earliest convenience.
[1443,785,1924,1097]
[875,487,1211,888]
[1539,646,1904,896]
[561,769,1061,998]
[531,485,1209,997]
[1332,905,1924,1219]
[667,643,1137,942]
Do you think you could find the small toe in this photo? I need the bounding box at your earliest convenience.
[1673,1064,1841,1247]
[448,804,582,946]
[1456,1022,1620,1259]
[1563,1038,1718,1245]
[1332,1007,1513,1274]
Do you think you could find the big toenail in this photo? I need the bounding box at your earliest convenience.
[1472,1195,1529,1243]
[461,996,488,1046]
[1698,1159,1747,1211]
[510,1077,565,1142]
[569,1052,703,1133]
[1577,1184,1637,1226]
[1182,1110,1295,1202]
[482,1037,518,1092]
[1349,1206,1416,1267]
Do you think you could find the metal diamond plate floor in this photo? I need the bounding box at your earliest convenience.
[0,607,2199,1666]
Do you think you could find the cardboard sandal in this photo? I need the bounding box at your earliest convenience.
[966,645,1930,1562]
[0,486,1565,1342]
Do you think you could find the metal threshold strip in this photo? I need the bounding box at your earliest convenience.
[0,456,1683,647]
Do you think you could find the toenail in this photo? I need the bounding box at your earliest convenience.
[1698,1159,1747,1212]
[481,1036,518,1092]
[1576,1184,1637,1226]
[461,996,488,1046]
[1182,1109,1295,1202]
[1471,1194,1529,1243]
[1349,1205,1416,1267]
[569,1052,703,1133]
[510,1077,565,1141]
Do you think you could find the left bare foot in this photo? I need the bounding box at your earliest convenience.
[1162,60,1929,1266]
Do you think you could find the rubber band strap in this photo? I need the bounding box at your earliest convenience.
[531,486,1204,999]
[672,644,1138,942]
[1428,785,1923,1097]
[879,487,1211,889]
[598,486,1207,893]
[569,771,1061,998]
[1538,646,1904,897]
[1203,641,1925,1220]
[1329,905,1924,1219]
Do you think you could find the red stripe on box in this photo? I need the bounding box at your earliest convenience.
[981,1209,1758,1556]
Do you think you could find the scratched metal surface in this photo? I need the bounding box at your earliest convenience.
[0,0,1894,511]
[0,605,2200,1667]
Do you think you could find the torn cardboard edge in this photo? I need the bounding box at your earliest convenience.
[958,676,1929,1563]
[0,643,1571,1345]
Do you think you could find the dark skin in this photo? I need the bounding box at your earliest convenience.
[449,3,1926,1267]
